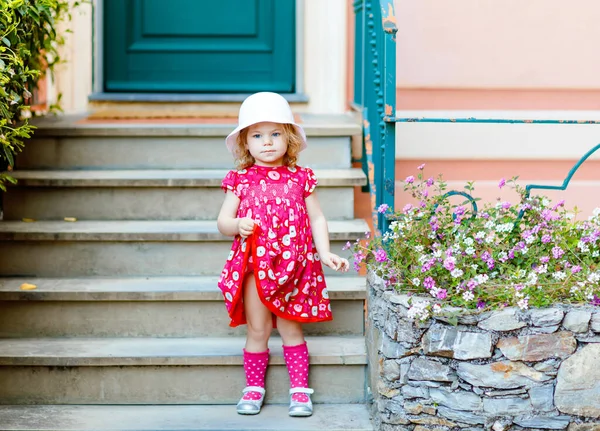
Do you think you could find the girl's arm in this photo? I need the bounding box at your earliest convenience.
[217,192,254,237]
[306,192,349,272]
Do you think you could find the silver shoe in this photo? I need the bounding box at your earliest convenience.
[288,387,314,417]
[236,386,266,415]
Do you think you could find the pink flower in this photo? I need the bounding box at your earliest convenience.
[426,177,434,187]
[375,249,388,262]
[377,203,389,214]
[436,289,448,300]
[342,241,352,250]
[571,265,582,274]
[403,203,413,213]
[405,175,415,184]
[417,163,426,170]
[498,178,506,189]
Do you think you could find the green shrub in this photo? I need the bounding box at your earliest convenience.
[0,0,73,191]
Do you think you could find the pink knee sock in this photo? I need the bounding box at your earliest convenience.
[242,349,269,401]
[283,342,310,402]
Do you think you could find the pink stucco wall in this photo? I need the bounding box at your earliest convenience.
[395,0,600,90]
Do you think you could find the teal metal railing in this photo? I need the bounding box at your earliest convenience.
[353,0,397,233]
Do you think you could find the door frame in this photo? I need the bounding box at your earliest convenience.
[92,0,306,100]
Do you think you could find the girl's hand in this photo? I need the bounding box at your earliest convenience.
[320,252,350,272]
[237,217,255,238]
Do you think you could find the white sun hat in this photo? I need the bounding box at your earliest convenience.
[225,92,307,153]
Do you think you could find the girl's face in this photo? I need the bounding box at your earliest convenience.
[245,122,288,167]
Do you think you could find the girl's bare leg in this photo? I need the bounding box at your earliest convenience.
[243,274,273,352]
[276,316,305,346]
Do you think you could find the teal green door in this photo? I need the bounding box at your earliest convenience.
[104,0,296,93]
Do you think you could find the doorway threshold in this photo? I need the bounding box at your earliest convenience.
[88,92,309,103]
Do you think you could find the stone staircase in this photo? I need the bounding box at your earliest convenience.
[0,114,373,430]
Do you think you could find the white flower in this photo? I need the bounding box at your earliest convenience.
[475,274,489,284]
[471,264,478,270]
[517,297,529,310]
[407,300,431,321]
[433,250,442,258]
[593,251,599,258]
[475,232,485,239]
[418,254,429,264]
[593,207,600,217]
[565,213,574,220]
[485,221,495,229]
[451,268,464,278]
[462,291,474,302]
[464,238,474,246]
[526,272,538,285]
[520,246,529,255]
[525,235,535,244]
[414,245,424,252]
[578,242,590,253]
[432,304,442,314]
[412,278,421,287]
[465,247,475,256]
[588,273,600,283]
[537,264,548,274]
[542,198,550,206]
[552,271,567,281]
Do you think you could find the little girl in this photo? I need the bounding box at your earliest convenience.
[217,92,349,417]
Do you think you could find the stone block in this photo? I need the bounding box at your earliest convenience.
[497,331,576,361]
[563,310,592,333]
[478,308,527,331]
[457,361,551,389]
[422,326,492,360]
[529,308,565,327]
[437,406,486,425]
[529,384,555,412]
[483,397,533,415]
[555,343,600,418]
[407,357,456,382]
[514,416,571,430]
[429,388,482,411]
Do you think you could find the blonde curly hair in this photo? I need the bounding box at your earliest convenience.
[232,123,303,170]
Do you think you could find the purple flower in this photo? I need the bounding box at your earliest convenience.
[377,203,389,214]
[403,203,413,213]
[486,259,495,270]
[498,178,506,189]
[419,200,427,208]
[365,231,371,239]
[552,246,565,259]
[476,299,486,310]
[422,190,429,198]
[540,256,550,264]
[508,250,515,259]
[436,289,448,300]
[426,177,434,187]
[571,265,582,274]
[541,234,552,244]
[342,241,352,251]
[405,175,415,184]
[423,277,436,289]
[454,206,466,216]
[354,251,366,263]
[480,251,492,262]
[501,201,511,210]
[417,163,426,170]
[552,200,565,211]
[591,295,600,307]
[467,279,478,290]
[375,249,388,263]
[443,257,456,271]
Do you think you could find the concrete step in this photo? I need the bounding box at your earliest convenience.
[0,336,366,405]
[17,114,361,170]
[0,404,374,430]
[0,220,366,277]
[0,276,366,337]
[3,169,366,221]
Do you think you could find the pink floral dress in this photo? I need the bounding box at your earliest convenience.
[218,164,332,327]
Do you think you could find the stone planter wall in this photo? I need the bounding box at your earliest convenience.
[367,272,600,431]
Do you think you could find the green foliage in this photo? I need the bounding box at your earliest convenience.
[0,0,73,190]
[349,165,600,321]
